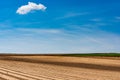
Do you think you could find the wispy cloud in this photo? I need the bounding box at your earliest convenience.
[90,18,101,22]
[16,2,47,15]
[0,27,120,53]
[17,28,62,34]
[115,16,120,20]
[64,23,107,33]
[56,12,88,20]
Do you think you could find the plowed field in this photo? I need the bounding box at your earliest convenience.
[0,56,120,80]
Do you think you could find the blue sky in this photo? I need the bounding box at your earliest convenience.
[0,0,120,53]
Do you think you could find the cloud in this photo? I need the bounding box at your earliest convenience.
[0,27,120,53]
[16,2,47,15]
[90,18,101,22]
[56,12,88,20]
[116,17,120,20]
[17,28,61,34]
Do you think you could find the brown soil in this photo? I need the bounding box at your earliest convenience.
[0,56,120,80]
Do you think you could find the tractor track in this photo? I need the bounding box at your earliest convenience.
[0,67,52,80]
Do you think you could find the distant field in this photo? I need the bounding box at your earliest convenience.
[0,53,120,57]
[60,53,120,57]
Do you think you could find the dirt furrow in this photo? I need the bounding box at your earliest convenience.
[0,67,52,80]
[0,67,62,80]
[0,76,8,80]
[0,71,20,80]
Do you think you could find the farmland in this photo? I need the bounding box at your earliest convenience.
[0,53,120,80]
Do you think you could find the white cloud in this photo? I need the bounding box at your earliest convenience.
[16,2,47,15]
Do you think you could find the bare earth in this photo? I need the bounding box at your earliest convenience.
[0,56,120,80]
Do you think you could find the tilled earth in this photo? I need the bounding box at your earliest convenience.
[0,56,120,80]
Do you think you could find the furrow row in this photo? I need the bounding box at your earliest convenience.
[0,67,51,80]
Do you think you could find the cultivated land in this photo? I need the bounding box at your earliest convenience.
[0,54,120,80]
